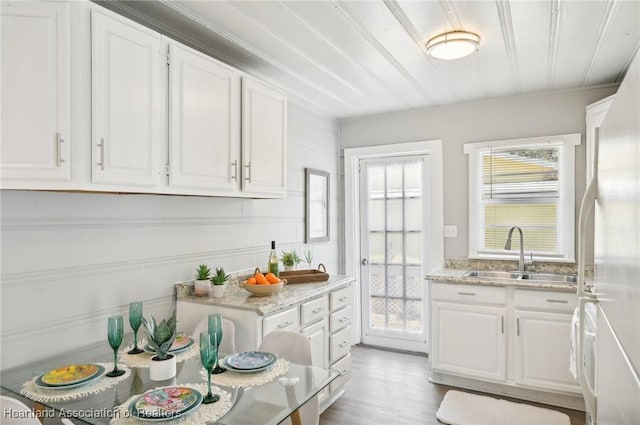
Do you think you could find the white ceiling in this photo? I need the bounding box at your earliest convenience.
[110,0,640,120]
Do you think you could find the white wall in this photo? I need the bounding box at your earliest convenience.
[0,104,340,370]
[340,85,619,262]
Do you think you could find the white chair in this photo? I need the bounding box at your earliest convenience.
[191,316,236,355]
[258,330,318,425]
[0,395,74,425]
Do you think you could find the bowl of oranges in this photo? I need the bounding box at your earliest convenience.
[242,269,287,297]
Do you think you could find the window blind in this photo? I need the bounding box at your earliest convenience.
[480,144,560,253]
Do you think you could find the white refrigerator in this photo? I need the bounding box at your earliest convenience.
[578,49,640,425]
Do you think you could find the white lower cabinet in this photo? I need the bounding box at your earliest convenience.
[431,301,506,382]
[430,281,581,404]
[302,317,329,369]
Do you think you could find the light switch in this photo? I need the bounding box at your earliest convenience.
[444,225,458,238]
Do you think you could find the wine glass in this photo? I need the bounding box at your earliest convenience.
[127,302,144,354]
[106,315,126,377]
[199,331,220,404]
[208,314,225,374]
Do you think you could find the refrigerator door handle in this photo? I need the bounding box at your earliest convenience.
[577,127,599,299]
[578,296,598,421]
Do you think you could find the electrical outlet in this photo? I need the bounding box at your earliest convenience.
[444,225,458,238]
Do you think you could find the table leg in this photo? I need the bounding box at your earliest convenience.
[289,409,303,425]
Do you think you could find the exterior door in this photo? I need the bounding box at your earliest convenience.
[359,156,429,352]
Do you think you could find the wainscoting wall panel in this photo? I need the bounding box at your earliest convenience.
[0,103,341,370]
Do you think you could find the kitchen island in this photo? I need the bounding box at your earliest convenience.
[175,272,355,412]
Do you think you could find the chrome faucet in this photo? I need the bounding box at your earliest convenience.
[505,226,525,273]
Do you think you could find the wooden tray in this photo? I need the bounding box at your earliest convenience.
[279,264,329,284]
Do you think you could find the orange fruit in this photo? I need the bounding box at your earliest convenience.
[246,277,257,285]
[270,277,281,284]
[255,273,269,285]
[266,273,279,284]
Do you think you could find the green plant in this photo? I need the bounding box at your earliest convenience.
[211,267,230,285]
[142,311,177,360]
[196,264,211,280]
[304,250,313,268]
[281,250,301,267]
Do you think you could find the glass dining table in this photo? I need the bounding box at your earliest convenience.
[0,340,338,425]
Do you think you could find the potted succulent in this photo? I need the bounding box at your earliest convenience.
[281,250,301,271]
[143,310,178,380]
[194,264,211,296]
[304,249,314,271]
[211,267,230,298]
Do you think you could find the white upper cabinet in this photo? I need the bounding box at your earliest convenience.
[241,78,287,197]
[168,42,241,192]
[91,9,162,187]
[1,1,71,183]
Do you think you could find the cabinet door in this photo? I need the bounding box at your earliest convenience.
[241,78,287,197]
[168,42,240,192]
[431,301,506,382]
[1,1,70,182]
[515,310,581,393]
[301,317,328,369]
[91,9,161,186]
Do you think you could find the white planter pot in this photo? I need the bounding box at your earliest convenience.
[193,279,211,296]
[149,354,176,381]
[283,265,295,271]
[211,284,226,298]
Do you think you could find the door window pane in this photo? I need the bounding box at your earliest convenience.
[387,232,404,264]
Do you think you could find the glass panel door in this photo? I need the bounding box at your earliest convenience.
[360,156,428,352]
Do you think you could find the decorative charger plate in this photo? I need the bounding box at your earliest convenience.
[130,387,202,421]
[225,351,277,370]
[35,364,105,389]
[144,335,194,355]
[220,356,275,374]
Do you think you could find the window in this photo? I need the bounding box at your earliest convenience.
[464,134,580,262]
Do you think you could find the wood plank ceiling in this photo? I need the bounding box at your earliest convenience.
[111,0,640,119]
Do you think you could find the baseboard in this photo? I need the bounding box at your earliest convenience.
[430,371,586,412]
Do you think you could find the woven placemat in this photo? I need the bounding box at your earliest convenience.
[199,358,290,388]
[20,363,131,403]
[110,382,232,425]
[119,341,198,368]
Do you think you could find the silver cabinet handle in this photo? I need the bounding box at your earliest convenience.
[501,316,504,334]
[97,138,105,170]
[339,317,349,323]
[312,307,326,314]
[278,321,294,329]
[338,297,348,302]
[56,133,65,166]
[339,341,349,348]
[546,299,569,304]
[244,162,251,182]
[516,317,520,336]
[231,160,238,181]
[457,292,476,296]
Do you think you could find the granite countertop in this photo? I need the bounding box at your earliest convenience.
[426,268,581,292]
[176,274,354,316]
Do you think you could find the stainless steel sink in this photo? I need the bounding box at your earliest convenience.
[520,273,577,283]
[463,270,577,284]
[463,270,521,279]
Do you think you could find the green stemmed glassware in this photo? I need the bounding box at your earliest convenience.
[127,302,144,354]
[106,315,126,377]
[199,331,220,404]
[208,313,225,374]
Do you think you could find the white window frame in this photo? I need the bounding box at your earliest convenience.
[464,133,581,263]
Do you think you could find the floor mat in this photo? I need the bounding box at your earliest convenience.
[436,390,572,425]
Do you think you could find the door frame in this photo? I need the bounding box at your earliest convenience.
[344,140,444,350]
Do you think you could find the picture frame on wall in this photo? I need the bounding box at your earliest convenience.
[305,168,330,243]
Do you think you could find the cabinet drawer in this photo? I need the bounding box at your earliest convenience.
[431,282,506,305]
[329,352,351,393]
[331,287,351,311]
[263,306,299,336]
[301,295,329,326]
[514,289,577,312]
[330,307,351,332]
[329,326,351,363]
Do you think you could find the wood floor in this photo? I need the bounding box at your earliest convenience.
[320,345,587,425]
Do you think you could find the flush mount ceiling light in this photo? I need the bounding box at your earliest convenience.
[425,30,480,60]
